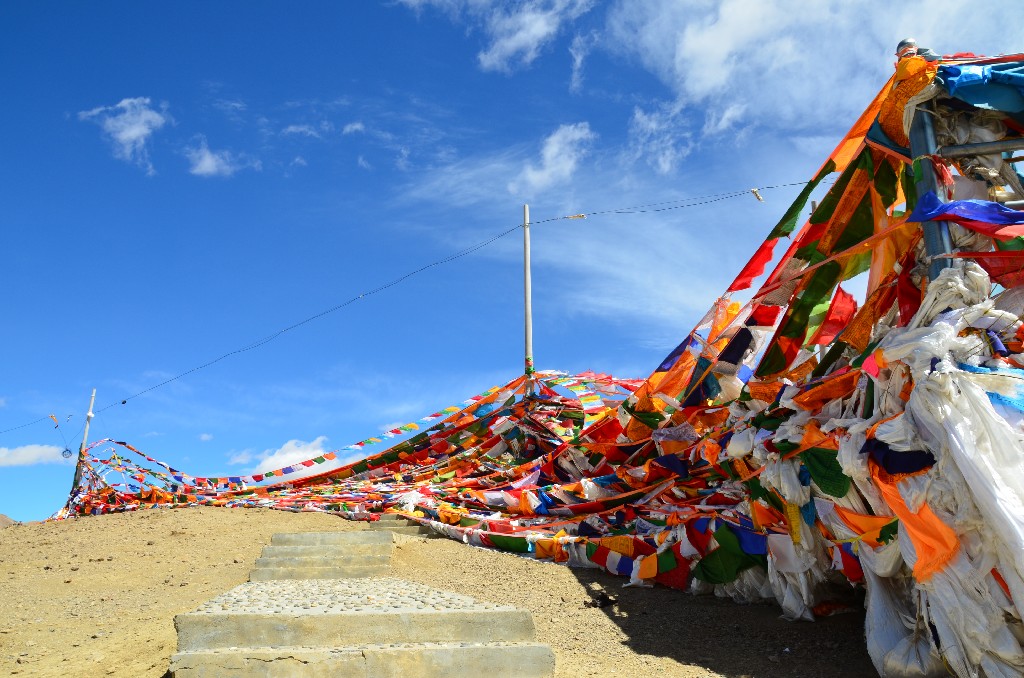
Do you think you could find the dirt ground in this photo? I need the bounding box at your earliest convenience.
[0,508,876,677]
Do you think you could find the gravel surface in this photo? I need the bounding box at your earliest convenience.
[194,577,508,614]
[0,508,876,677]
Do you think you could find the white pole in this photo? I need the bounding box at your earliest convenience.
[523,204,534,397]
[70,388,97,491]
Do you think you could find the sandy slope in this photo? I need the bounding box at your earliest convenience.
[0,508,875,677]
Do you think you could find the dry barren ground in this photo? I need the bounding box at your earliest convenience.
[0,508,875,677]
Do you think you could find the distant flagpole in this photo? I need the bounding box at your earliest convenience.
[523,204,535,398]
[70,388,96,495]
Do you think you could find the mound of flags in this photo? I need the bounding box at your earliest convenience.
[61,52,1024,678]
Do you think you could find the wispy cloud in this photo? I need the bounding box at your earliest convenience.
[478,0,596,73]
[398,107,828,352]
[394,1,1020,179]
[357,155,372,170]
[78,97,170,175]
[604,0,1022,137]
[508,122,595,195]
[402,149,521,206]
[568,32,596,92]
[530,210,726,327]
[398,138,757,332]
[185,136,261,177]
[214,99,246,113]
[198,433,213,442]
[703,102,746,136]
[343,121,365,135]
[397,0,595,73]
[395,147,411,171]
[378,421,406,433]
[627,103,691,174]
[228,449,253,465]
[213,99,247,125]
[282,124,321,138]
[0,444,69,467]
[249,436,330,474]
[282,121,334,138]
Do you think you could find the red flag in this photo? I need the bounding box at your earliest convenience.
[897,265,922,326]
[952,251,1024,289]
[748,304,783,327]
[728,238,778,292]
[808,285,858,345]
[590,545,611,568]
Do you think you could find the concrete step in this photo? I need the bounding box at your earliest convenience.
[270,531,393,547]
[260,543,392,559]
[176,578,537,651]
[248,564,388,581]
[170,641,556,678]
[254,553,391,569]
[367,523,436,536]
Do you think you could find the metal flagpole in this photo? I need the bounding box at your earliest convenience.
[908,103,955,281]
[523,204,535,398]
[70,388,96,494]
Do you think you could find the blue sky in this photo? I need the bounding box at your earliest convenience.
[1,1,1017,521]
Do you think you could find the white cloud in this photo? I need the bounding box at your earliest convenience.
[568,32,596,92]
[387,1,1020,345]
[357,155,372,170]
[214,99,247,125]
[396,147,411,171]
[282,124,321,138]
[251,436,330,474]
[703,103,746,136]
[282,121,334,138]
[228,449,253,465]
[627,103,691,174]
[508,122,596,195]
[391,1,1020,184]
[397,0,595,73]
[215,99,246,113]
[604,0,1022,136]
[395,0,467,13]
[398,140,749,330]
[0,444,69,467]
[343,121,366,134]
[531,214,725,325]
[78,97,169,175]
[198,433,213,442]
[478,0,595,72]
[291,156,308,167]
[402,150,520,206]
[185,136,261,177]
[0,397,6,408]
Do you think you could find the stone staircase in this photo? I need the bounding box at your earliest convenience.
[249,530,393,581]
[366,511,439,537]
[168,528,555,677]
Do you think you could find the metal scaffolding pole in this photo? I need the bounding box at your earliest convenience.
[908,102,955,281]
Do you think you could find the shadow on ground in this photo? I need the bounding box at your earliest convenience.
[569,568,876,678]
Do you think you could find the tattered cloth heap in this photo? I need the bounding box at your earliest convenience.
[61,47,1024,678]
